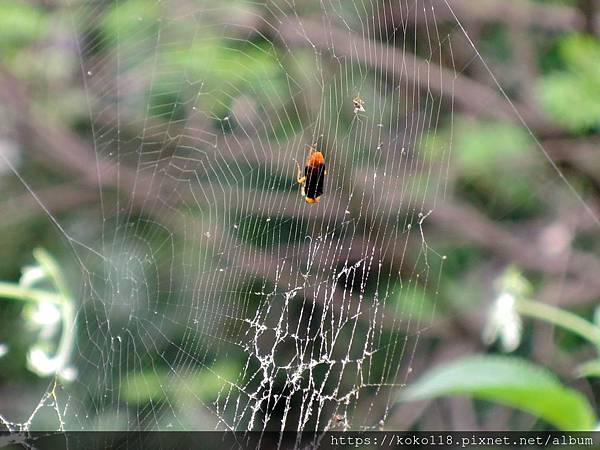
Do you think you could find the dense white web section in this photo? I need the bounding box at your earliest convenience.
[1,0,473,433]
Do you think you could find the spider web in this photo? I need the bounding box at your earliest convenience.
[1,0,546,434]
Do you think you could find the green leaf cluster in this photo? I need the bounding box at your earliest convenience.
[539,34,600,132]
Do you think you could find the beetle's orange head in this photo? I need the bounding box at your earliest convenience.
[307,151,325,167]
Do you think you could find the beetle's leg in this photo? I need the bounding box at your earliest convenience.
[296,161,306,184]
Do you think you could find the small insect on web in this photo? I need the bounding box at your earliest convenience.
[296,144,327,204]
[352,96,366,114]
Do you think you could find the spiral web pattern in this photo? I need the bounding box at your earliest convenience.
[1,0,467,432]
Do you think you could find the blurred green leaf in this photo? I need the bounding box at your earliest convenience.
[450,119,541,214]
[162,38,284,119]
[538,34,600,132]
[101,0,160,47]
[454,120,531,174]
[392,283,438,320]
[398,355,596,431]
[0,2,45,52]
[121,370,168,403]
[180,360,239,402]
[576,360,600,378]
[121,361,239,404]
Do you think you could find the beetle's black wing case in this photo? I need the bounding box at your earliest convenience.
[304,164,326,199]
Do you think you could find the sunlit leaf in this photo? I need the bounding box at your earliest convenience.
[398,355,596,431]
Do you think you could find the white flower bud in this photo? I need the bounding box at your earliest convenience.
[483,292,522,352]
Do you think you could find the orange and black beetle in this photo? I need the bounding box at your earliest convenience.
[296,146,327,204]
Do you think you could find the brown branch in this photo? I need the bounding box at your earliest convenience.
[438,0,587,31]
[0,182,98,228]
[0,67,167,211]
[580,0,600,35]
[543,137,600,190]
[276,17,545,128]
